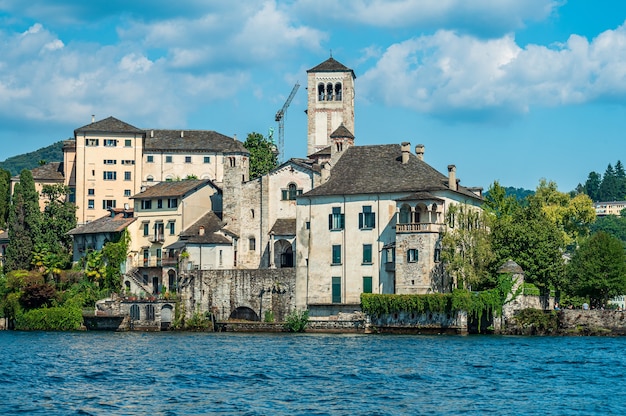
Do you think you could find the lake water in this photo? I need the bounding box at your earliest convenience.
[0,331,625,415]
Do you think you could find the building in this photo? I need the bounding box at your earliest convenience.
[10,161,66,211]
[64,116,247,225]
[594,201,626,217]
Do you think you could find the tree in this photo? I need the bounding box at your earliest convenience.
[243,132,278,179]
[590,215,626,248]
[0,169,10,228]
[615,160,626,200]
[567,231,626,307]
[4,170,42,272]
[582,171,602,201]
[483,181,520,219]
[598,163,618,201]
[441,204,494,290]
[490,198,565,295]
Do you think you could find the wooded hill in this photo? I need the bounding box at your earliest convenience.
[0,141,64,176]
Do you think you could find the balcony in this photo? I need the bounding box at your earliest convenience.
[396,222,443,233]
[148,234,165,243]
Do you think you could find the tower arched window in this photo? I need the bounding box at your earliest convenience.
[399,204,412,224]
[335,83,342,101]
[318,83,325,101]
[326,83,333,101]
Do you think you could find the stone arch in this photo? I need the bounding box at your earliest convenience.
[168,269,176,292]
[399,204,412,224]
[161,304,173,329]
[318,83,325,101]
[274,239,294,268]
[326,83,333,100]
[229,306,259,321]
[334,82,342,100]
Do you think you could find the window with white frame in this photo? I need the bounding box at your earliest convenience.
[407,249,418,263]
[103,139,117,147]
[359,206,376,229]
[103,171,116,180]
[329,207,345,230]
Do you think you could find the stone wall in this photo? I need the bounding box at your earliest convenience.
[368,311,468,334]
[182,268,296,322]
[558,309,626,335]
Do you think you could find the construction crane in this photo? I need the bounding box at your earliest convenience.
[275,82,300,163]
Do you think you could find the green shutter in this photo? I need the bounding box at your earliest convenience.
[363,277,372,294]
[332,277,341,303]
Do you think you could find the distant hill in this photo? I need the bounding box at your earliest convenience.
[484,186,535,202]
[0,141,64,176]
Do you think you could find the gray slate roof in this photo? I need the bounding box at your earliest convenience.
[67,211,136,235]
[145,130,248,154]
[303,144,480,199]
[75,116,144,134]
[177,212,231,245]
[30,162,65,182]
[307,57,356,78]
[330,124,354,139]
[131,179,214,199]
[270,218,296,236]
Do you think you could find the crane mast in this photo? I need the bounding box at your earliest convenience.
[275,82,300,163]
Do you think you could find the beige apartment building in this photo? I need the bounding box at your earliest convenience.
[64,116,247,225]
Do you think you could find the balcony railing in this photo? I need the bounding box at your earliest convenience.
[396,222,443,233]
[132,258,177,268]
[148,234,165,243]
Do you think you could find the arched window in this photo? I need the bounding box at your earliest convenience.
[318,83,325,101]
[288,183,297,200]
[326,83,333,101]
[399,204,412,224]
[335,83,342,101]
[146,175,154,182]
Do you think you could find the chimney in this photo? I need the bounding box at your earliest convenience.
[181,131,184,138]
[91,114,95,123]
[448,165,456,190]
[401,142,410,164]
[415,144,424,161]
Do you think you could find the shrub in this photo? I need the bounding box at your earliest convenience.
[15,304,83,331]
[284,309,309,332]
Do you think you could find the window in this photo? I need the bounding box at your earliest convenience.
[125,139,132,147]
[87,199,95,209]
[399,204,412,224]
[157,199,163,209]
[359,206,376,229]
[332,244,342,265]
[326,83,333,101]
[165,155,173,163]
[282,183,302,200]
[124,190,131,197]
[335,83,343,101]
[124,171,131,181]
[168,221,175,235]
[147,155,154,163]
[249,237,256,251]
[329,207,345,230]
[87,188,95,196]
[121,160,135,165]
[204,156,211,164]
[407,249,418,263]
[385,246,396,263]
[103,200,116,209]
[69,187,75,203]
[332,277,341,303]
[141,200,152,210]
[145,304,155,320]
[86,138,99,146]
[306,221,310,230]
[185,156,192,163]
[318,83,325,101]
[130,304,140,320]
[168,198,178,208]
[103,159,116,165]
[103,171,116,180]
[143,222,149,236]
[362,244,372,264]
[363,276,372,294]
[146,175,154,182]
[104,139,117,147]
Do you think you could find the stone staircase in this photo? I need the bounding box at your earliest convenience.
[124,267,153,295]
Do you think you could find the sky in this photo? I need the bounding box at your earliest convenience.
[1,0,626,192]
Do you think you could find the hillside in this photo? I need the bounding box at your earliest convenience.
[0,141,64,175]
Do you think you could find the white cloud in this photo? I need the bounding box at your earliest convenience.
[359,22,626,120]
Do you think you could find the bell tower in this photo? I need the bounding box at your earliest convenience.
[306,56,355,157]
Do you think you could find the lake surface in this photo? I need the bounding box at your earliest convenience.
[0,331,625,415]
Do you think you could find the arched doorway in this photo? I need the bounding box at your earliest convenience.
[274,239,293,268]
[229,306,259,321]
[161,305,173,329]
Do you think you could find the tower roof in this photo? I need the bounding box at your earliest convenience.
[74,116,144,135]
[307,57,356,78]
[330,124,354,139]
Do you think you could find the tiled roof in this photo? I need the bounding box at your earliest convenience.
[396,192,444,202]
[177,212,231,244]
[307,57,356,78]
[330,124,354,139]
[30,162,64,182]
[270,218,296,236]
[273,158,322,174]
[67,212,136,235]
[303,144,481,199]
[309,146,331,157]
[131,179,214,199]
[145,130,248,154]
[74,116,144,134]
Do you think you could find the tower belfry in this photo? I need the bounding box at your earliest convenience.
[306,57,355,157]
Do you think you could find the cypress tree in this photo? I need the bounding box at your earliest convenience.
[0,169,10,228]
[598,164,618,201]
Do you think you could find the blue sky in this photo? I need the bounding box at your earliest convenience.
[1,0,625,192]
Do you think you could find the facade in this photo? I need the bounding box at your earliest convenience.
[594,201,626,216]
[64,116,247,225]
[295,142,483,315]
[10,162,66,211]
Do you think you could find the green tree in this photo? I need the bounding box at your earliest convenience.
[483,181,519,219]
[243,132,278,179]
[590,215,626,248]
[582,171,602,201]
[567,231,626,307]
[615,160,626,200]
[598,163,618,201]
[490,198,565,295]
[441,204,494,290]
[4,170,42,272]
[0,169,10,228]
